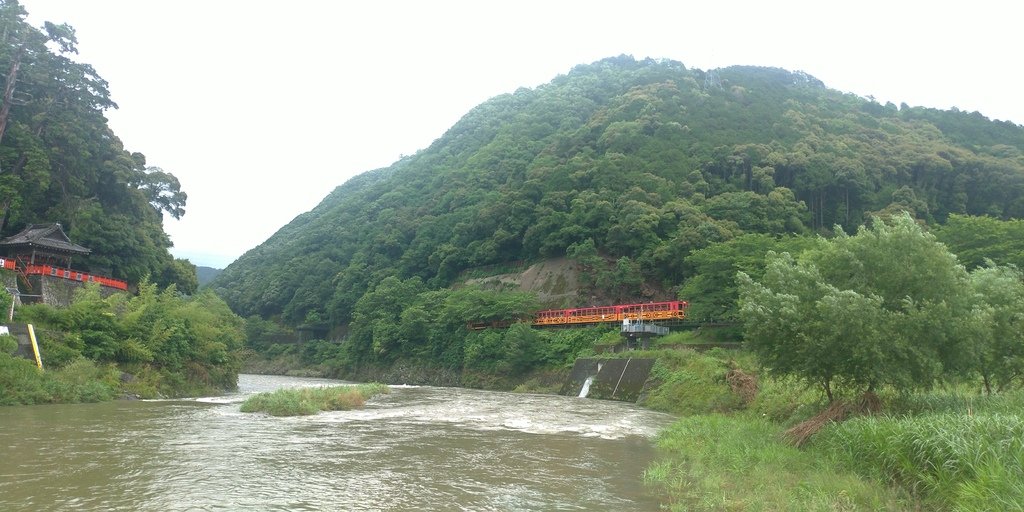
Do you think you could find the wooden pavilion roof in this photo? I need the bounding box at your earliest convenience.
[0,223,91,256]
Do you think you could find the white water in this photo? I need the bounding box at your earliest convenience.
[0,374,675,511]
[578,375,595,398]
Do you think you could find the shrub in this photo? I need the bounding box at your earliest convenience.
[0,353,50,405]
[0,334,17,355]
[640,349,750,415]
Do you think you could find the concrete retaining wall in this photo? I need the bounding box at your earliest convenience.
[3,323,36,361]
[560,357,656,402]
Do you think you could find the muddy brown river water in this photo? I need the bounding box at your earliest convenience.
[0,374,675,511]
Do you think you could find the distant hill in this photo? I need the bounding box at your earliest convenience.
[196,266,223,288]
[210,55,1024,327]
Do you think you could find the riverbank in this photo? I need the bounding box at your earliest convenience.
[241,344,570,393]
[0,353,120,405]
[630,347,1024,510]
[235,338,1024,510]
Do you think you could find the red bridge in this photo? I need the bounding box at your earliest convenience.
[0,224,129,294]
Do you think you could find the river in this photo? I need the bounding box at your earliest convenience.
[0,374,675,511]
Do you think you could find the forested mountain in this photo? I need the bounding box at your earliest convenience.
[212,55,1024,327]
[0,1,194,292]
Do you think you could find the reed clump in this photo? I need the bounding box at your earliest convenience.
[240,383,389,416]
[646,414,908,510]
[815,409,1024,510]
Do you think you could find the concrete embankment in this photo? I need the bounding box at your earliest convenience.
[561,358,656,402]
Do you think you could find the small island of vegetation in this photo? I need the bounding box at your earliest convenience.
[239,383,389,417]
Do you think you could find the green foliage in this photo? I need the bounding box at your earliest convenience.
[962,263,1024,393]
[0,353,118,405]
[816,409,1024,510]
[244,315,296,348]
[934,214,1024,269]
[745,375,826,426]
[0,4,191,288]
[641,349,749,415]
[647,414,908,511]
[739,214,973,399]
[0,334,16,355]
[0,287,11,320]
[8,281,244,400]
[211,56,1024,333]
[239,383,389,416]
[463,322,541,374]
[678,233,820,323]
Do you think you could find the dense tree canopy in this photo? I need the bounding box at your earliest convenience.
[0,1,190,290]
[213,56,1024,329]
[739,214,1023,399]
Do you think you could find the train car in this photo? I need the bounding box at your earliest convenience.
[533,300,688,326]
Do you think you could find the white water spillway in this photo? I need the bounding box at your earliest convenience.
[578,376,595,398]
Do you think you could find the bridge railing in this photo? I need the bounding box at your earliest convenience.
[23,264,128,291]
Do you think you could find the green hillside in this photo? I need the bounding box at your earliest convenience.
[212,56,1024,329]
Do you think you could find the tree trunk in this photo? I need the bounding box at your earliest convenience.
[0,44,23,147]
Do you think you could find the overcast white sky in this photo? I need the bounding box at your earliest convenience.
[19,1,1024,268]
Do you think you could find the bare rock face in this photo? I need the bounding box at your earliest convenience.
[464,257,584,307]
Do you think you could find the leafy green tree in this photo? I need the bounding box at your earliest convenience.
[679,233,819,323]
[12,280,243,396]
[934,214,1024,270]
[964,264,1024,393]
[347,276,427,361]
[739,214,972,400]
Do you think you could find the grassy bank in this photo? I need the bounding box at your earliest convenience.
[240,383,390,416]
[0,353,120,405]
[611,348,906,509]
[634,346,1024,510]
[647,414,909,510]
[815,398,1024,510]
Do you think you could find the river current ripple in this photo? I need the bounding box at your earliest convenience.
[0,374,674,511]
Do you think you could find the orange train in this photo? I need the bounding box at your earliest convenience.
[533,300,689,326]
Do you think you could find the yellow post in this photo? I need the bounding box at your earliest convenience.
[27,323,42,370]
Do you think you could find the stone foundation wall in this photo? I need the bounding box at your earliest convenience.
[18,274,123,307]
[1,270,19,308]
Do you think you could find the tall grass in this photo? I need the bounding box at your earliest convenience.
[240,383,389,416]
[815,411,1024,510]
[646,414,908,511]
[0,354,119,405]
[638,349,755,415]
